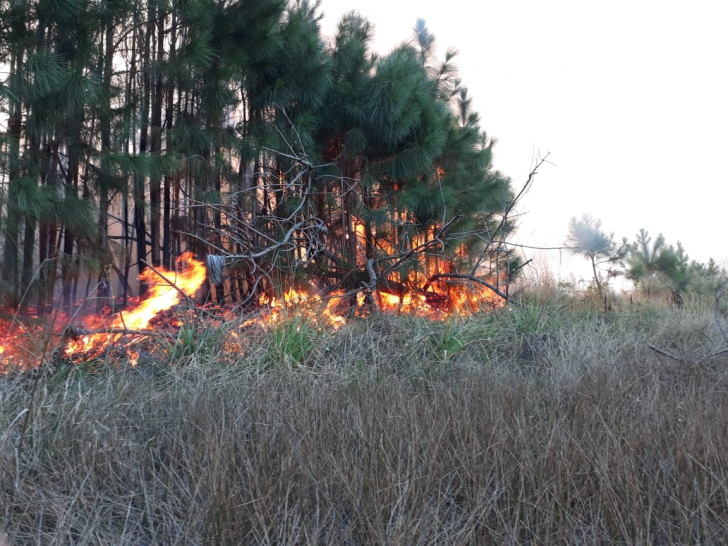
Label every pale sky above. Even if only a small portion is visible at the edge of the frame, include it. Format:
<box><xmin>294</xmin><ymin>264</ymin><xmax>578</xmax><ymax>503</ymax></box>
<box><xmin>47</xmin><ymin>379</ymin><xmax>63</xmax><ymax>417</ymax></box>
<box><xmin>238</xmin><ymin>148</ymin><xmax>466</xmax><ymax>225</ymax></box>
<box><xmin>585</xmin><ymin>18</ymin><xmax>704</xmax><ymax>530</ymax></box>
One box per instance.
<box><xmin>320</xmin><ymin>0</ymin><xmax>728</xmax><ymax>277</ymax></box>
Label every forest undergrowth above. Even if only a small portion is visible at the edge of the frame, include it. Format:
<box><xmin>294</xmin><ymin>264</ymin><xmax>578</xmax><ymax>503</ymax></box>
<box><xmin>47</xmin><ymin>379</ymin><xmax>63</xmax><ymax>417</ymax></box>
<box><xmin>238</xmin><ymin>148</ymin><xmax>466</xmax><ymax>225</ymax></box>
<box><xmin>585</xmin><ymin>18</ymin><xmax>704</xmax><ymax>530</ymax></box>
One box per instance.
<box><xmin>2</xmin><ymin>286</ymin><xmax>728</xmax><ymax>544</ymax></box>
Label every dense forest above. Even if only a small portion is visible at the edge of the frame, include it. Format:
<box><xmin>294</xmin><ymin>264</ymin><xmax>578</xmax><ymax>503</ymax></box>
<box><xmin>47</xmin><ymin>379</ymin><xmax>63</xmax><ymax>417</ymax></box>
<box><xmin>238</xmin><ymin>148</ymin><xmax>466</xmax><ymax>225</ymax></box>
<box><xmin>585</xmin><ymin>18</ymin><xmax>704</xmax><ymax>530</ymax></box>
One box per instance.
<box><xmin>0</xmin><ymin>0</ymin><xmax>522</xmax><ymax>316</ymax></box>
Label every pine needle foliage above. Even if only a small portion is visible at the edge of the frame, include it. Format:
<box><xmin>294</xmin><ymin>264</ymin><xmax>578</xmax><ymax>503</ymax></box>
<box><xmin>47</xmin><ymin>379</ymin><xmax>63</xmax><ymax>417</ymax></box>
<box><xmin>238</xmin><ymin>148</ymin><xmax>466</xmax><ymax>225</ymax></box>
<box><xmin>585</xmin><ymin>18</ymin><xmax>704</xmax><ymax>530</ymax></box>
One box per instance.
<box><xmin>0</xmin><ymin>2</ymin><xmax>519</xmax><ymax>310</ymax></box>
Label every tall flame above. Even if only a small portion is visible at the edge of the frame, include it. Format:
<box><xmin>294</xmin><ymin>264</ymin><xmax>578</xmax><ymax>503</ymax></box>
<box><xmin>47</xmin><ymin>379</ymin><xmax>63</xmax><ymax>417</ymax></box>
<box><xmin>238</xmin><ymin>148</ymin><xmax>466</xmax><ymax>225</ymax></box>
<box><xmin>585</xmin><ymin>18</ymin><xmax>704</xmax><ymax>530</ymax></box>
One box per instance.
<box><xmin>65</xmin><ymin>252</ymin><xmax>207</xmax><ymax>357</ymax></box>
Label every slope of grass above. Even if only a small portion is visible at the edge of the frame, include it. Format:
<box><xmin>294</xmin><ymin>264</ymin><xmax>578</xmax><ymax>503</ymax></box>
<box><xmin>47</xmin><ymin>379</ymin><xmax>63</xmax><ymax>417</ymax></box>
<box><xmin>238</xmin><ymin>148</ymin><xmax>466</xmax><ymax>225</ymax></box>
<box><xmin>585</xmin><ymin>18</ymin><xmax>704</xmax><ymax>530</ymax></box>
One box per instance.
<box><xmin>2</xmin><ymin>295</ymin><xmax>728</xmax><ymax>544</ymax></box>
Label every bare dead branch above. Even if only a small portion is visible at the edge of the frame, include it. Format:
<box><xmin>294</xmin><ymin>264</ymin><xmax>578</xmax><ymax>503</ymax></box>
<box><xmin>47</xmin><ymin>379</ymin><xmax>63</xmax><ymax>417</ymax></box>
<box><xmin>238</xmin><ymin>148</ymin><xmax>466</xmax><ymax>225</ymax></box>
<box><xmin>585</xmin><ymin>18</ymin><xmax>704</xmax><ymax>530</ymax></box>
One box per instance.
<box><xmin>695</xmin><ymin>348</ymin><xmax>728</xmax><ymax>365</ymax></box>
<box><xmin>69</xmin><ymin>328</ymin><xmax>178</xmax><ymax>339</ymax></box>
<box><xmin>194</xmin><ymin>135</ymin><xmax>548</xmax><ymax>311</ymax></box>
<box><xmin>140</xmin><ymin>260</ymin><xmax>196</xmax><ymax>306</ymax></box>
<box><xmin>647</xmin><ymin>343</ymin><xmax>686</xmax><ymax>363</ymax></box>
<box><xmin>423</xmin><ymin>273</ymin><xmax>509</xmax><ymax>301</ymax></box>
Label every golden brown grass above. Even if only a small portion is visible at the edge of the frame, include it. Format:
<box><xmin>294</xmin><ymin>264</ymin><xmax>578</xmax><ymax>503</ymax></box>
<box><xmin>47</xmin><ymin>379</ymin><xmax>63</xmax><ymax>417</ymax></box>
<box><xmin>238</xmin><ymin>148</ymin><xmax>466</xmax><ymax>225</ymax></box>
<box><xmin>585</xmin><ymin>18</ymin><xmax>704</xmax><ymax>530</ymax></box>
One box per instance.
<box><xmin>2</xmin><ymin>296</ymin><xmax>728</xmax><ymax>544</ymax></box>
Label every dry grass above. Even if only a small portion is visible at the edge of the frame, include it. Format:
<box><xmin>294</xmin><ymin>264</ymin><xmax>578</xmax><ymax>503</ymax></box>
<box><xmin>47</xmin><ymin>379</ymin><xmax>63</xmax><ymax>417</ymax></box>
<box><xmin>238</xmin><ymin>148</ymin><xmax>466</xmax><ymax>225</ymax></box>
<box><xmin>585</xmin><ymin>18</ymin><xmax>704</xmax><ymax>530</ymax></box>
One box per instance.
<box><xmin>2</xmin><ymin>296</ymin><xmax>728</xmax><ymax>544</ymax></box>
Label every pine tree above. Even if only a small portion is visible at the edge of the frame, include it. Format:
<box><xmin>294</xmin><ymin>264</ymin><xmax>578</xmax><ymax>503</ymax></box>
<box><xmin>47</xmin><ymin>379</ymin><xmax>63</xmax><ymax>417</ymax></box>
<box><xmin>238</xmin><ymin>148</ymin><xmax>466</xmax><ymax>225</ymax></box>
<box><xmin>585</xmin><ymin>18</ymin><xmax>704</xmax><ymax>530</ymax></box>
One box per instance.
<box><xmin>308</xmin><ymin>15</ymin><xmax>515</xmax><ymax>304</ymax></box>
<box><xmin>1</xmin><ymin>0</ymin><xmax>103</xmax><ymax>311</ymax></box>
<box><xmin>1</xmin><ymin>0</ymin><xmax>31</xmax><ymax>307</ymax></box>
<box><xmin>626</xmin><ymin>230</ymin><xmax>720</xmax><ymax>295</ymax></box>
<box><xmin>567</xmin><ymin>215</ymin><xmax>628</xmax><ymax>297</ymax></box>
<box><xmin>0</xmin><ymin>2</ymin><xmax>519</xmax><ymax>313</ymax></box>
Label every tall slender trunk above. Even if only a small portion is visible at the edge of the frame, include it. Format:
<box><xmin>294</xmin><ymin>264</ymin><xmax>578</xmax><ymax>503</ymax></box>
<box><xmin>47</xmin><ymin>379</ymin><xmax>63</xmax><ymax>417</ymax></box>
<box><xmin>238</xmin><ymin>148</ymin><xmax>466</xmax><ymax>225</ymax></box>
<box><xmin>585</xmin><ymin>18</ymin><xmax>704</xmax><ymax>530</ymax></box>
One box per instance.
<box><xmin>37</xmin><ymin>138</ymin><xmax>60</xmax><ymax>314</ymax></box>
<box><xmin>2</xmin><ymin>27</ymin><xmax>26</xmax><ymax>308</ymax></box>
<box><xmin>122</xmin><ymin>25</ymin><xmax>137</xmax><ymax>307</ymax></box>
<box><xmin>214</xmin><ymin>154</ymin><xmax>225</xmax><ymax>303</ymax></box>
<box><xmin>22</xmin><ymin>90</ymin><xmax>45</xmax><ymax>311</ymax></box>
<box><xmin>20</xmin><ymin>216</ymin><xmax>35</xmax><ymax>309</ymax></box>
<box><xmin>134</xmin><ymin>9</ymin><xmax>153</xmax><ymax>295</ymax></box>
<box><xmin>97</xmin><ymin>22</ymin><xmax>114</xmax><ymax>311</ymax></box>
<box><xmin>62</xmin><ymin>124</ymin><xmax>81</xmax><ymax>314</ymax></box>
<box><xmin>591</xmin><ymin>255</ymin><xmax>603</xmax><ymax>298</ymax></box>
<box><xmin>195</xmin><ymin>90</ymin><xmax>213</xmax><ymax>302</ymax></box>
<box><xmin>149</xmin><ymin>7</ymin><xmax>165</xmax><ymax>267</ymax></box>
<box><xmin>162</xmin><ymin>11</ymin><xmax>177</xmax><ymax>270</ymax></box>
<box><xmin>34</xmin><ymin>1</ymin><xmax>60</xmax><ymax>315</ymax></box>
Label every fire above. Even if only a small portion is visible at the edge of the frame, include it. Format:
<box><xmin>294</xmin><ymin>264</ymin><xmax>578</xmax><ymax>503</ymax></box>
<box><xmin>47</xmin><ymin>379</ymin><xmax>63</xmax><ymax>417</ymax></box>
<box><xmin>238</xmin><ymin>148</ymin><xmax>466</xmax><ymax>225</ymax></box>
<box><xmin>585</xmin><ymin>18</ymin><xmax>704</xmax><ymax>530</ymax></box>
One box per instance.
<box><xmin>64</xmin><ymin>252</ymin><xmax>207</xmax><ymax>357</ymax></box>
<box><xmin>1</xmin><ymin>242</ymin><xmax>506</xmax><ymax>371</ymax></box>
<box><xmin>377</xmin><ymin>290</ymin><xmax>429</xmax><ymax>315</ymax></box>
<box><xmin>257</xmin><ymin>288</ymin><xmax>347</xmax><ymax>329</ymax></box>
<box><xmin>0</xmin><ymin>313</ymin><xmax>56</xmax><ymax>371</ymax></box>
<box><xmin>250</xmin><ymin>211</ymin><xmax>506</xmax><ymax>325</ymax></box>
<box><xmin>338</xmin><ymin>213</ymin><xmax>506</xmax><ymax>316</ymax></box>
<box><xmin>253</xmin><ymin>275</ymin><xmax>502</xmax><ymax>328</ymax></box>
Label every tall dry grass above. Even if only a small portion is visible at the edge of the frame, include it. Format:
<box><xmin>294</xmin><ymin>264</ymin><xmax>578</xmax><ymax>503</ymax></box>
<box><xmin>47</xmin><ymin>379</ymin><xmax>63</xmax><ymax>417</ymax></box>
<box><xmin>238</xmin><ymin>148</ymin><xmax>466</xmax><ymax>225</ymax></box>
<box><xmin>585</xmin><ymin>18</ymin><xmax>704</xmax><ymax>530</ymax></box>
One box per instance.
<box><xmin>2</xmin><ymin>294</ymin><xmax>728</xmax><ymax>544</ymax></box>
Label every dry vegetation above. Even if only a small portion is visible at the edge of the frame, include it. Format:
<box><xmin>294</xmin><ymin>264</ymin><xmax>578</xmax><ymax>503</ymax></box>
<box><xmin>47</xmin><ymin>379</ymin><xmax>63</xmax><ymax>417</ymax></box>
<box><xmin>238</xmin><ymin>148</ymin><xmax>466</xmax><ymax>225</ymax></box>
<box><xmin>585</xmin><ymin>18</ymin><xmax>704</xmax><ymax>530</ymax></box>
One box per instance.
<box><xmin>2</xmin><ymin>288</ymin><xmax>728</xmax><ymax>544</ymax></box>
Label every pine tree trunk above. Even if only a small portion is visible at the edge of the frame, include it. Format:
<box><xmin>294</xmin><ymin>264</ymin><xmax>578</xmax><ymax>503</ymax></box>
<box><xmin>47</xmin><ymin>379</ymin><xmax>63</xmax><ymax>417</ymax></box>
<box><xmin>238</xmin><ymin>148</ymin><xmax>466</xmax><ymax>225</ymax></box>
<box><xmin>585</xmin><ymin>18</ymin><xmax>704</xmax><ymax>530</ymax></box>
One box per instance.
<box><xmin>162</xmin><ymin>11</ymin><xmax>176</xmax><ymax>270</ymax></box>
<box><xmin>97</xmin><ymin>22</ymin><xmax>114</xmax><ymax>312</ymax></box>
<box><xmin>2</xmin><ymin>33</ymin><xmax>25</xmax><ymax>308</ymax></box>
<box><xmin>37</xmin><ymin>139</ymin><xmax>60</xmax><ymax>314</ymax></box>
<box><xmin>122</xmin><ymin>23</ymin><xmax>137</xmax><ymax>307</ymax></box>
<box><xmin>20</xmin><ymin>217</ymin><xmax>35</xmax><ymax>310</ymax></box>
<box><xmin>134</xmin><ymin>10</ymin><xmax>152</xmax><ymax>296</ymax></box>
<box><xmin>62</xmin><ymin>141</ymin><xmax>79</xmax><ymax>314</ymax></box>
<box><xmin>149</xmin><ymin>7</ymin><xmax>164</xmax><ymax>267</ymax></box>
<box><xmin>22</xmin><ymin>75</ymin><xmax>45</xmax><ymax>311</ymax></box>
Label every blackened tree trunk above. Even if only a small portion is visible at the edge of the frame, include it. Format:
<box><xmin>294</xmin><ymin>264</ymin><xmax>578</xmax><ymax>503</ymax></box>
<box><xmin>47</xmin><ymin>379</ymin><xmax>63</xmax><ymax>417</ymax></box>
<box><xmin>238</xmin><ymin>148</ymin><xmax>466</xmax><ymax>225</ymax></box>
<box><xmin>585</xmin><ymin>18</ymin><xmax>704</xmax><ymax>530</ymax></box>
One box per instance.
<box><xmin>2</xmin><ymin>9</ymin><xmax>27</xmax><ymax>308</ymax></box>
<box><xmin>97</xmin><ymin>22</ymin><xmax>114</xmax><ymax>311</ymax></box>
<box><xmin>134</xmin><ymin>8</ymin><xmax>152</xmax><ymax>296</ymax></box>
<box><xmin>149</xmin><ymin>5</ymin><xmax>165</xmax><ymax>267</ymax></box>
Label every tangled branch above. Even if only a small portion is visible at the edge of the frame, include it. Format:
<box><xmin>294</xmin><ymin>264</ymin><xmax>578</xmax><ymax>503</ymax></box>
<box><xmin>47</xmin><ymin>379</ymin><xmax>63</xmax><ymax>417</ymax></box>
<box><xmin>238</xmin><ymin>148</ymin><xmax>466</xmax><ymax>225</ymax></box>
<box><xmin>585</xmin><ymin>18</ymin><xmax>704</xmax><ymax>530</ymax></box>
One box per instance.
<box><xmin>196</xmin><ymin>135</ymin><xmax>548</xmax><ymax>310</ymax></box>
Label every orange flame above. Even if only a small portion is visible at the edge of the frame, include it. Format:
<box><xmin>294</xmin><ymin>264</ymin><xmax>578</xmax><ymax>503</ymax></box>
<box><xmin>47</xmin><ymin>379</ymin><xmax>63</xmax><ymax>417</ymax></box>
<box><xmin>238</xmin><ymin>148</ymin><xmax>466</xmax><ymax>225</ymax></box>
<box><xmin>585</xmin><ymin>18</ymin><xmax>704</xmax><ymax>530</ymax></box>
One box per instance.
<box><xmin>1</xmin><ymin>241</ymin><xmax>507</xmax><ymax>370</ymax></box>
<box><xmin>65</xmin><ymin>252</ymin><xmax>207</xmax><ymax>357</ymax></box>
<box><xmin>340</xmin><ymin>213</ymin><xmax>506</xmax><ymax>316</ymax></box>
<box><xmin>257</xmin><ymin>288</ymin><xmax>347</xmax><ymax>329</ymax></box>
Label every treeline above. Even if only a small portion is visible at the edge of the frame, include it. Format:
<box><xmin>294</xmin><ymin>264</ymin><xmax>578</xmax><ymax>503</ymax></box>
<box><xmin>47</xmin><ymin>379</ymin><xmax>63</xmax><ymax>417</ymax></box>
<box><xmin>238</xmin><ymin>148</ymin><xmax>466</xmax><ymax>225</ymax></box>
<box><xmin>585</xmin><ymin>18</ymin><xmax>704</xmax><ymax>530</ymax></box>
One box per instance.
<box><xmin>0</xmin><ymin>0</ymin><xmax>518</xmax><ymax>314</ymax></box>
<box><xmin>626</xmin><ymin>229</ymin><xmax>724</xmax><ymax>297</ymax></box>
<box><xmin>567</xmin><ymin>215</ymin><xmax>724</xmax><ymax>298</ymax></box>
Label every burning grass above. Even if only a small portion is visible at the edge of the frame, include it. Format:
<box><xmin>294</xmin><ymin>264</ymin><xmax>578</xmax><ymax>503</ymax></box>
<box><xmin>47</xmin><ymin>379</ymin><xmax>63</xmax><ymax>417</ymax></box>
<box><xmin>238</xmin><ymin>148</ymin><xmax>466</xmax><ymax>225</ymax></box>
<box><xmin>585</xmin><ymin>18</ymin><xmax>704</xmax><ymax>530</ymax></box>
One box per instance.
<box><xmin>3</xmin><ymin>292</ymin><xmax>728</xmax><ymax>543</ymax></box>
<box><xmin>0</xmin><ymin>263</ymin><xmax>503</xmax><ymax>374</ymax></box>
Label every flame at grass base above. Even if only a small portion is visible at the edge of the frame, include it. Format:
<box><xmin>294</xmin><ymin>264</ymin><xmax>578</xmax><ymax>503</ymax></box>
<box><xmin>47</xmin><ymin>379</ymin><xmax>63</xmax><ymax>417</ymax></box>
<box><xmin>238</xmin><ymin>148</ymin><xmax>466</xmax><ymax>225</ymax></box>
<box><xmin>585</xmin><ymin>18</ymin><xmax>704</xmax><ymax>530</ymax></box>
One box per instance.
<box><xmin>255</xmin><ymin>277</ymin><xmax>503</xmax><ymax>328</ymax></box>
<box><xmin>64</xmin><ymin>252</ymin><xmax>207</xmax><ymax>358</ymax></box>
<box><xmin>1</xmin><ymin>254</ymin><xmax>504</xmax><ymax>371</ymax></box>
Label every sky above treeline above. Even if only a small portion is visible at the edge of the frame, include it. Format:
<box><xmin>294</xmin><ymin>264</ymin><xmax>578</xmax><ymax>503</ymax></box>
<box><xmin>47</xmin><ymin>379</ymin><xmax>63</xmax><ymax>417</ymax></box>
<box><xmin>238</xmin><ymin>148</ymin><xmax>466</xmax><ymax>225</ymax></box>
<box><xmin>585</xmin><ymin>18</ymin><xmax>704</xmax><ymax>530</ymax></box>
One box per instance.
<box><xmin>319</xmin><ymin>0</ymin><xmax>728</xmax><ymax>276</ymax></box>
